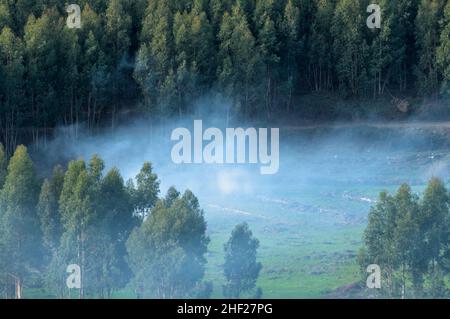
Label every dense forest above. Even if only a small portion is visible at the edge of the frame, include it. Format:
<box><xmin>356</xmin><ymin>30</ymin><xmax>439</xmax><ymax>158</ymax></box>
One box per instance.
<box><xmin>1</xmin><ymin>0</ymin><xmax>450</xmax><ymax>300</ymax></box>
<box><xmin>0</xmin><ymin>143</ymin><xmax>262</xmax><ymax>298</ymax></box>
<box><xmin>0</xmin><ymin>0</ymin><xmax>449</xmax><ymax>156</ymax></box>
<box><xmin>2</xmin><ymin>141</ymin><xmax>450</xmax><ymax>298</ymax></box>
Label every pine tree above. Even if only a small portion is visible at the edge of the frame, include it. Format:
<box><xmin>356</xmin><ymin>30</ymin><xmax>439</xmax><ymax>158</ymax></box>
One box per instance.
<box><xmin>190</xmin><ymin>11</ymin><xmax>215</xmax><ymax>85</ymax></box>
<box><xmin>0</xmin><ymin>26</ymin><xmax>24</xmax><ymax>155</ymax></box>
<box><xmin>223</xmin><ymin>222</ymin><xmax>262</xmax><ymax>298</ymax></box>
<box><xmin>0</xmin><ymin>3</ymin><xmax>12</xmax><ymax>30</ymax></box>
<box><xmin>390</xmin><ymin>0</ymin><xmax>419</xmax><ymax>92</ymax></box>
<box><xmin>131</xmin><ymin>162</ymin><xmax>160</xmax><ymax>220</ymax></box>
<box><xmin>58</xmin><ymin>159</ymin><xmax>96</xmax><ymax>298</ymax></box>
<box><xmin>37</xmin><ymin>165</ymin><xmax>65</xmax><ymax>253</ymax></box>
<box><xmin>99</xmin><ymin>167</ymin><xmax>133</xmax><ymax>233</ymax></box>
<box><xmin>256</xmin><ymin>3</ymin><xmax>280</xmax><ymax>118</ymax></box>
<box><xmin>282</xmin><ymin>0</ymin><xmax>300</xmax><ymax>112</ymax></box>
<box><xmin>416</xmin><ymin>0</ymin><xmax>447</xmax><ymax>96</ymax></box>
<box><xmin>361</xmin><ymin>191</ymin><xmax>399</xmax><ymax>296</ymax></box>
<box><xmin>429</xmin><ymin>265</ymin><xmax>447</xmax><ymax>298</ymax></box>
<box><xmin>419</xmin><ymin>177</ymin><xmax>449</xmax><ymax>278</ymax></box>
<box><xmin>24</xmin><ymin>9</ymin><xmax>73</xmax><ymax>144</ymax></box>
<box><xmin>437</xmin><ymin>1</ymin><xmax>450</xmax><ymax>95</ymax></box>
<box><xmin>136</xmin><ymin>0</ymin><xmax>174</xmax><ymax>115</ymax></box>
<box><xmin>78</xmin><ymin>4</ymin><xmax>106</xmax><ymax>130</ymax></box>
<box><xmin>393</xmin><ymin>184</ymin><xmax>420</xmax><ymax>298</ymax></box>
<box><xmin>0</xmin><ymin>145</ymin><xmax>40</xmax><ymax>299</ymax></box>
<box><xmin>105</xmin><ymin>0</ymin><xmax>132</xmax><ymax>129</ymax></box>
<box><xmin>362</xmin><ymin>178</ymin><xmax>450</xmax><ymax>298</ymax></box>
<box><xmin>126</xmin><ymin>188</ymin><xmax>209</xmax><ymax>298</ymax></box>
<box><xmin>331</xmin><ymin>0</ymin><xmax>370</xmax><ymax>96</ymax></box>
<box><xmin>218</xmin><ymin>4</ymin><xmax>262</xmax><ymax>117</ymax></box>
<box><xmin>163</xmin><ymin>186</ymin><xmax>181</xmax><ymax>207</ymax></box>
<box><xmin>368</xmin><ymin>0</ymin><xmax>394</xmax><ymax>96</ymax></box>
<box><xmin>105</xmin><ymin>0</ymin><xmax>132</xmax><ymax>64</ymax></box>
<box><xmin>209</xmin><ymin>0</ymin><xmax>231</xmax><ymax>33</ymax></box>
<box><xmin>5</xmin><ymin>0</ymin><xmax>43</xmax><ymax>33</ymax></box>
<box><xmin>237</xmin><ymin>0</ymin><xmax>255</xmax><ymax>19</ymax></box>
<box><xmin>133</xmin><ymin>43</ymin><xmax>159</xmax><ymax>113</ymax></box>
<box><xmin>37</xmin><ymin>165</ymin><xmax>65</xmax><ymax>297</ymax></box>
<box><xmin>0</xmin><ymin>143</ymin><xmax>6</xmax><ymax>188</ymax></box>
<box><xmin>95</xmin><ymin>167</ymin><xmax>136</xmax><ymax>296</ymax></box>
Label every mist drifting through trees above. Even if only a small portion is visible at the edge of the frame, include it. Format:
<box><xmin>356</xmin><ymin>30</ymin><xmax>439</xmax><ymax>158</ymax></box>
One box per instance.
<box><xmin>0</xmin><ymin>0</ymin><xmax>450</xmax><ymax>300</ymax></box>
<box><xmin>0</xmin><ymin>143</ymin><xmax>264</xmax><ymax>298</ymax></box>
<box><xmin>0</xmin><ymin>0</ymin><xmax>449</xmax><ymax>155</ymax></box>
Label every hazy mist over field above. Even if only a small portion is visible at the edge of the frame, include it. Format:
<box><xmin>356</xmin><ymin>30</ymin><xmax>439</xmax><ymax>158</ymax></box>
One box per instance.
<box><xmin>1</xmin><ymin>0</ymin><xmax>449</xmax><ymax>301</ymax></box>
<box><xmin>39</xmin><ymin>116</ymin><xmax>450</xmax><ymax>199</ymax></box>
<box><xmin>27</xmin><ymin>113</ymin><xmax>450</xmax><ymax>298</ymax></box>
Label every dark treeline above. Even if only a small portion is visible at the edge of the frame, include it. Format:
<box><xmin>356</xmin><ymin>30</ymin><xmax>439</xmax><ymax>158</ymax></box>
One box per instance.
<box><xmin>0</xmin><ymin>0</ymin><xmax>449</xmax><ymax>155</ymax></box>
<box><xmin>0</xmin><ymin>143</ymin><xmax>262</xmax><ymax>299</ymax></box>
<box><xmin>360</xmin><ymin>177</ymin><xmax>450</xmax><ymax>298</ymax></box>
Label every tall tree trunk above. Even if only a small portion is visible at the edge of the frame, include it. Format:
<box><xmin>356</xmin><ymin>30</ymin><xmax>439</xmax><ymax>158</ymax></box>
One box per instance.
<box><xmin>15</xmin><ymin>277</ymin><xmax>22</xmax><ymax>299</ymax></box>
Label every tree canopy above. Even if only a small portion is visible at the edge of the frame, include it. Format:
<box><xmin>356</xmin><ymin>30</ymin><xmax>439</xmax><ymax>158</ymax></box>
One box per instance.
<box><xmin>1</xmin><ymin>0</ymin><xmax>449</xmax><ymax>152</ymax></box>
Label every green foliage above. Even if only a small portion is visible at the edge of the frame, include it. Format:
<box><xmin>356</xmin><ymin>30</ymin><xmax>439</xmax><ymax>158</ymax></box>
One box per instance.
<box><xmin>54</xmin><ymin>155</ymin><xmax>141</xmax><ymax>298</ymax></box>
<box><xmin>126</xmin><ymin>188</ymin><xmax>209</xmax><ymax>298</ymax></box>
<box><xmin>0</xmin><ymin>145</ymin><xmax>40</xmax><ymax>298</ymax></box>
<box><xmin>1</xmin><ymin>0</ymin><xmax>450</xmax><ymax>299</ymax></box>
<box><xmin>0</xmin><ymin>3</ymin><xmax>11</xmax><ymax>30</ymax></box>
<box><xmin>360</xmin><ymin>178</ymin><xmax>450</xmax><ymax>298</ymax></box>
<box><xmin>105</xmin><ymin>0</ymin><xmax>131</xmax><ymax>63</ymax></box>
<box><xmin>415</xmin><ymin>0</ymin><xmax>447</xmax><ymax>95</ymax></box>
<box><xmin>307</xmin><ymin>0</ymin><xmax>333</xmax><ymax>93</ymax></box>
<box><xmin>223</xmin><ymin>222</ymin><xmax>262</xmax><ymax>298</ymax></box>
<box><xmin>37</xmin><ymin>165</ymin><xmax>66</xmax><ymax>297</ymax></box>
<box><xmin>437</xmin><ymin>1</ymin><xmax>450</xmax><ymax>95</ymax></box>
<box><xmin>0</xmin><ymin>143</ymin><xmax>6</xmax><ymax>188</ymax></box>
<box><xmin>37</xmin><ymin>165</ymin><xmax>65</xmax><ymax>253</ymax></box>
<box><xmin>218</xmin><ymin>4</ymin><xmax>262</xmax><ymax>116</ymax></box>
<box><xmin>130</xmin><ymin>162</ymin><xmax>160</xmax><ymax>220</ymax></box>
<box><xmin>0</xmin><ymin>26</ymin><xmax>24</xmax><ymax>155</ymax></box>
<box><xmin>331</xmin><ymin>0</ymin><xmax>369</xmax><ymax>96</ymax></box>
<box><xmin>1</xmin><ymin>0</ymin><xmax>450</xmax><ymax>150</ymax></box>
<box><xmin>0</xmin><ymin>143</ymin><xmax>219</xmax><ymax>300</ymax></box>
<box><xmin>95</xmin><ymin>167</ymin><xmax>137</xmax><ymax>293</ymax></box>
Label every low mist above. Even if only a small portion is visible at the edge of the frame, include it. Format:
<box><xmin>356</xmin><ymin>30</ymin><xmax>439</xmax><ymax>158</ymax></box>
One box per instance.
<box><xmin>29</xmin><ymin>106</ymin><xmax>450</xmax><ymax>235</ymax></box>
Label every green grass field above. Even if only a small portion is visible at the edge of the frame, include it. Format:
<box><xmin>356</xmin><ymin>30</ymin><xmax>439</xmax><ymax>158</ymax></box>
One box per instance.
<box><xmin>198</xmin><ymin>136</ymin><xmax>450</xmax><ymax>298</ymax></box>
<box><xmin>203</xmin><ymin>185</ymin><xmax>372</xmax><ymax>298</ymax></box>
<box><xmin>25</xmin><ymin>126</ymin><xmax>450</xmax><ymax>299</ymax></box>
